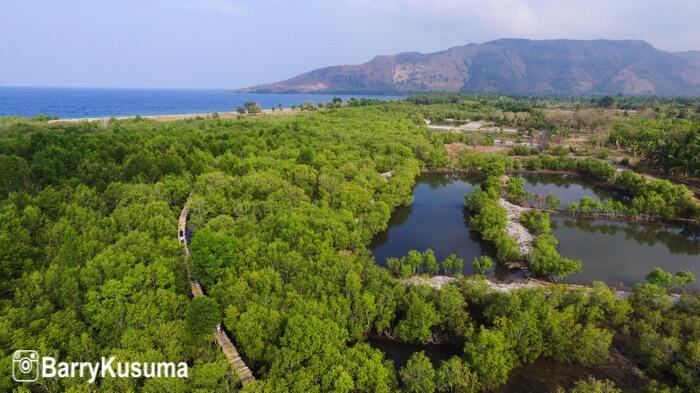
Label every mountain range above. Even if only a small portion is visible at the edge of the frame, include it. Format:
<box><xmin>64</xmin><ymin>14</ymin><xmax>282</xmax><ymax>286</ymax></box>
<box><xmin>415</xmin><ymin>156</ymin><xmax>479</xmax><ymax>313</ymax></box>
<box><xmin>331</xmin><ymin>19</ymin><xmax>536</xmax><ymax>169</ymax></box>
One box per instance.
<box><xmin>237</xmin><ymin>39</ymin><xmax>700</xmax><ymax>96</ymax></box>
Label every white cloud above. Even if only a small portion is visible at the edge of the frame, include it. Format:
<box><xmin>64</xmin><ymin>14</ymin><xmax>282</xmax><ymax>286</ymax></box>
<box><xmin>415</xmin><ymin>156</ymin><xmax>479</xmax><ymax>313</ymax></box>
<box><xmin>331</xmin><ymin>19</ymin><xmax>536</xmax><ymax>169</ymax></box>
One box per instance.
<box><xmin>312</xmin><ymin>0</ymin><xmax>700</xmax><ymax>52</ymax></box>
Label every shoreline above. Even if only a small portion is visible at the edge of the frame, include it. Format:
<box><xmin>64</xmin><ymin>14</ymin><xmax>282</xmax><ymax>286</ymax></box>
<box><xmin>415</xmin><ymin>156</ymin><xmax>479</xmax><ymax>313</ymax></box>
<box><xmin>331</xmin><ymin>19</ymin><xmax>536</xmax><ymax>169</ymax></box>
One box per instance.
<box><xmin>46</xmin><ymin>107</ymin><xmax>300</xmax><ymax>123</ymax></box>
<box><xmin>405</xmin><ymin>275</ymin><xmax>688</xmax><ymax>300</ymax></box>
<box><xmin>499</xmin><ymin>197</ymin><xmax>534</xmax><ymax>256</ymax></box>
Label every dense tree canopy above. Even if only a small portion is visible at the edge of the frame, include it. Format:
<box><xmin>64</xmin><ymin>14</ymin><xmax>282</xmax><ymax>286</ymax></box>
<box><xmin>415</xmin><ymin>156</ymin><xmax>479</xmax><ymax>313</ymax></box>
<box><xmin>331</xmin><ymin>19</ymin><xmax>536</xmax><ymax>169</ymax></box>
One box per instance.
<box><xmin>1</xmin><ymin>97</ymin><xmax>698</xmax><ymax>392</ymax></box>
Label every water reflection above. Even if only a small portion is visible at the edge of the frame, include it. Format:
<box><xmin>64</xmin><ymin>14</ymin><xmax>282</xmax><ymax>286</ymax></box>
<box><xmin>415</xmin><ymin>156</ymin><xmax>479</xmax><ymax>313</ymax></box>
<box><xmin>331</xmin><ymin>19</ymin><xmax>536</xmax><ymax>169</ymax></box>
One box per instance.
<box><xmin>371</xmin><ymin>173</ymin><xmax>700</xmax><ymax>289</ymax></box>
<box><xmin>368</xmin><ymin>172</ymin><xmax>697</xmax><ymax>391</ymax></box>
<box><xmin>556</xmin><ymin>218</ymin><xmax>700</xmax><ymax>255</ymax></box>
<box><xmin>518</xmin><ymin>173</ymin><xmax>624</xmax><ymax>207</ymax></box>
<box><xmin>370</xmin><ymin>173</ymin><xmax>498</xmax><ymax>276</ymax></box>
<box><xmin>552</xmin><ymin>216</ymin><xmax>700</xmax><ymax>289</ymax></box>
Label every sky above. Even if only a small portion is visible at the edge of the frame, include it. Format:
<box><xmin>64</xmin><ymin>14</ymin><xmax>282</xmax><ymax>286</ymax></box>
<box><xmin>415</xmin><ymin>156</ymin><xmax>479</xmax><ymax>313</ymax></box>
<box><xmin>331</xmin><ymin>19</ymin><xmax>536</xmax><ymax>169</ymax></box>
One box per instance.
<box><xmin>1</xmin><ymin>0</ymin><xmax>699</xmax><ymax>89</ymax></box>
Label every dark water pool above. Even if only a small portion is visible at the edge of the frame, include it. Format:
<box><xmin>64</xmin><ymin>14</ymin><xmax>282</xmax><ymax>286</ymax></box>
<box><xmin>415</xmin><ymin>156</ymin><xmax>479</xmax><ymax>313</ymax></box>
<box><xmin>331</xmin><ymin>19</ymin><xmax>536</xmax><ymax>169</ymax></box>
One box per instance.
<box><xmin>370</xmin><ymin>173</ymin><xmax>493</xmax><ymax>276</ymax></box>
<box><xmin>371</xmin><ymin>173</ymin><xmax>700</xmax><ymax>288</ymax></box>
<box><xmin>370</xmin><ymin>337</ymin><xmax>646</xmax><ymax>393</ymax></box>
<box><xmin>366</xmin><ymin>335</ymin><xmax>463</xmax><ymax>371</ymax></box>
<box><xmin>369</xmin><ymin>172</ymin><xmax>697</xmax><ymax>391</ymax></box>
<box><xmin>517</xmin><ymin>172</ymin><xmax>624</xmax><ymax>207</ymax></box>
<box><xmin>553</xmin><ymin>216</ymin><xmax>700</xmax><ymax>289</ymax></box>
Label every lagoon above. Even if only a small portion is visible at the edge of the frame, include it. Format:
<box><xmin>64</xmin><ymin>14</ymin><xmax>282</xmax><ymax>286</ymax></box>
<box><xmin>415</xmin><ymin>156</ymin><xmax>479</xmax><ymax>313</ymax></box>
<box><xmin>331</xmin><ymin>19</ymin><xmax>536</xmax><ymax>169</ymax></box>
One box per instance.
<box><xmin>371</xmin><ymin>173</ymin><xmax>700</xmax><ymax>288</ymax></box>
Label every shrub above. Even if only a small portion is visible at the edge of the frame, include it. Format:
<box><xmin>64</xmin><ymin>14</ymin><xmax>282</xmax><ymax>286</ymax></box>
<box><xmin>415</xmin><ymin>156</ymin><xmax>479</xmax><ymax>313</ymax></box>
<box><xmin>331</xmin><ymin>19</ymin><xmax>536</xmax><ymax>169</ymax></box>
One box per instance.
<box><xmin>509</xmin><ymin>145</ymin><xmax>536</xmax><ymax>156</ymax></box>
<box><xmin>506</xmin><ymin>177</ymin><xmax>532</xmax><ymax>205</ymax></box>
<box><xmin>545</xmin><ymin>194</ymin><xmax>561</xmax><ymax>210</ymax></box>
<box><xmin>595</xmin><ymin>148</ymin><xmax>610</xmax><ymax>160</ymax></box>
<box><xmin>529</xmin><ymin>234</ymin><xmax>582</xmax><ymax>281</ymax></box>
<box><xmin>472</xmin><ymin>256</ymin><xmax>493</xmax><ymax>274</ymax></box>
<box><xmin>520</xmin><ymin>210</ymin><xmax>551</xmax><ymax>235</ymax></box>
<box><xmin>548</xmin><ymin>145</ymin><xmax>570</xmax><ymax>156</ymax></box>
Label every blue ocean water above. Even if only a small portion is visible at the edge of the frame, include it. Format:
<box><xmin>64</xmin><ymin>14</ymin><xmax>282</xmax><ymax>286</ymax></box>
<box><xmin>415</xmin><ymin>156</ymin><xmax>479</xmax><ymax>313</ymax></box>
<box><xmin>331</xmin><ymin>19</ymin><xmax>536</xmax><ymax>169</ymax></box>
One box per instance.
<box><xmin>0</xmin><ymin>87</ymin><xmax>403</xmax><ymax>119</ymax></box>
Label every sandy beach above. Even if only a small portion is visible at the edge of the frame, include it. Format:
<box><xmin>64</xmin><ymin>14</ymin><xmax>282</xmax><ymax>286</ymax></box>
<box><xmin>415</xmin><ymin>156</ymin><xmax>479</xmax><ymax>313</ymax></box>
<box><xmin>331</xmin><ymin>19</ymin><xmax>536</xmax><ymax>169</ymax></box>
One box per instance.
<box><xmin>47</xmin><ymin>107</ymin><xmax>300</xmax><ymax>123</ymax></box>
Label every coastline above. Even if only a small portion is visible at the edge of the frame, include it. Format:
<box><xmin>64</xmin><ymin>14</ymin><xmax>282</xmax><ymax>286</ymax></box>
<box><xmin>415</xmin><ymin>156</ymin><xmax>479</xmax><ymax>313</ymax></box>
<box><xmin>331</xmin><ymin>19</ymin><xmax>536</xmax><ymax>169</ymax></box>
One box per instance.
<box><xmin>2</xmin><ymin>87</ymin><xmax>405</xmax><ymax>122</ymax></box>
<box><xmin>47</xmin><ymin>107</ymin><xmax>300</xmax><ymax>123</ymax></box>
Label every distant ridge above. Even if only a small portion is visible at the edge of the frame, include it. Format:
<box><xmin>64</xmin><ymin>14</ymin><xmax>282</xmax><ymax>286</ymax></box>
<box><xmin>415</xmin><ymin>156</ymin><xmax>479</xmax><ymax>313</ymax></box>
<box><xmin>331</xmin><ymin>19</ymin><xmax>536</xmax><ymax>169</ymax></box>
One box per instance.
<box><xmin>238</xmin><ymin>39</ymin><xmax>700</xmax><ymax>96</ymax></box>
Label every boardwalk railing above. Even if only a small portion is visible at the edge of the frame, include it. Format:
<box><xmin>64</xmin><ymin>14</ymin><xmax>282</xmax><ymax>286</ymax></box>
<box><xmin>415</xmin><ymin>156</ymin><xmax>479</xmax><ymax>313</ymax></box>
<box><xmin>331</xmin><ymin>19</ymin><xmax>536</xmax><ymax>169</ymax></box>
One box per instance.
<box><xmin>178</xmin><ymin>196</ymin><xmax>191</xmax><ymax>257</ymax></box>
<box><xmin>216</xmin><ymin>327</ymin><xmax>255</xmax><ymax>383</ymax></box>
<box><xmin>179</xmin><ymin>196</ymin><xmax>255</xmax><ymax>385</ymax></box>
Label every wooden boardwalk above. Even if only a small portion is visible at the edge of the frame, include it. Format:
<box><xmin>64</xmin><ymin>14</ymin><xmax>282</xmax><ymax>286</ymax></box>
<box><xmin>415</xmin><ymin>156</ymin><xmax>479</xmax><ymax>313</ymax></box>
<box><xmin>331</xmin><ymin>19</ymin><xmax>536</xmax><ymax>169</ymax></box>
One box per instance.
<box><xmin>178</xmin><ymin>197</ymin><xmax>190</xmax><ymax>257</ymax></box>
<box><xmin>189</xmin><ymin>278</ymin><xmax>204</xmax><ymax>297</ymax></box>
<box><xmin>179</xmin><ymin>197</ymin><xmax>255</xmax><ymax>385</ymax></box>
<box><xmin>216</xmin><ymin>328</ymin><xmax>255</xmax><ymax>383</ymax></box>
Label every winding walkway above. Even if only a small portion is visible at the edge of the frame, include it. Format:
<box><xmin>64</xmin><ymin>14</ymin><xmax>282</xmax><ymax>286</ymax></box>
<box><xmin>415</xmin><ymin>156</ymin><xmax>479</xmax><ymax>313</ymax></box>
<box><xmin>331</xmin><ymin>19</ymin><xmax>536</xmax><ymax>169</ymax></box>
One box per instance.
<box><xmin>178</xmin><ymin>197</ymin><xmax>255</xmax><ymax>385</ymax></box>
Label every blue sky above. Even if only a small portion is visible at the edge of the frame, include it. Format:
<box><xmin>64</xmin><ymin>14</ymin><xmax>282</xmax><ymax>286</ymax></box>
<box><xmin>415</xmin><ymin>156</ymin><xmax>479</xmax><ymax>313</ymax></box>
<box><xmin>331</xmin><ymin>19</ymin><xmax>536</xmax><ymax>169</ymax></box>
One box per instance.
<box><xmin>1</xmin><ymin>0</ymin><xmax>699</xmax><ymax>89</ymax></box>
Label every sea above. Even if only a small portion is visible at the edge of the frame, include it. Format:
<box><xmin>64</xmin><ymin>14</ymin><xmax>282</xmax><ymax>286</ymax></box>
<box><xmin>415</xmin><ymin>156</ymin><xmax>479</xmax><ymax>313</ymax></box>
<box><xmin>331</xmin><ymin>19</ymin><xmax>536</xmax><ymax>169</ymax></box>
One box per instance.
<box><xmin>0</xmin><ymin>87</ymin><xmax>404</xmax><ymax>119</ymax></box>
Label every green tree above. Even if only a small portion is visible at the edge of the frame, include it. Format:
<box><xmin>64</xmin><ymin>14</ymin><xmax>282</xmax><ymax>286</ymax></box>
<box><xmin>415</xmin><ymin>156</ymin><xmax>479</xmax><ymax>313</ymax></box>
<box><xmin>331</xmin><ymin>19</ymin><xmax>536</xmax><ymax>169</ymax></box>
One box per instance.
<box><xmin>387</xmin><ymin>257</ymin><xmax>413</xmax><ymax>279</ymax></box>
<box><xmin>579</xmin><ymin>196</ymin><xmax>602</xmax><ymax>215</ymax></box>
<box><xmin>185</xmin><ymin>296</ymin><xmax>221</xmax><ymax>342</ymax></box>
<box><xmin>520</xmin><ymin>209</ymin><xmax>551</xmax><ymax>235</ymax></box>
<box><xmin>546</xmin><ymin>194</ymin><xmax>562</xmax><ymax>210</ymax></box>
<box><xmin>436</xmin><ymin>285</ymin><xmax>471</xmax><ymax>336</ymax></box>
<box><xmin>190</xmin><ymin>229</ymin><xmax>243</xmax><ymax>284</ymax></box>
<box><xmin>646</xmin><ymin>268</ymin><xmax>696</xmax><ymax>290</ymax></box>
<box><xmin>441</xmin><ymin>254</ymin><xmax>464</xmax><ymax>275</ymax></box>
<box><xmin>406</xmin><ymin>250</ymin><xmax>424</xmax><ymax>274</ymax></box>
<box><xmin>492</xmin><ymin>313</ymin><xmax>544</xmax><ymax>365</ymax></box>
<box><xmin>529</xmin><ymin>234</ymin><xmax>582</xmax><ymax>281</ymax></box>
<box><xmin>570</xmin><ymin>324</ymin><xmax>613</xmax><ymax>366</ymax></box>
<box><xmin>673</xmin><ymin>270</ymin><xmax>695</xmax><ymax>289</ymax></box>
<box><xmin>231</xmin><ymin>304</ymin><xmax>282</xmax><ymax>365</ymax></box>
<box><xmin>564</xmin><ymin>377</ymin><xmax>621</xmax><ymax>393</ymax></box>
<box><xmin>394</xmin><ymin>292</ymin><xmax>440</xmax><ymax>343</ymax></box>
<box><xmin>400</xmin><ymin>351</ymin><xmax>436</xmax><ymax>393</ymax></box>
<box><xmin>297</xmin><ymin>147</ymin><xmax>316</xmax><ymax>165</ymax></box>
<box><xmin>423</xmin><ymin>249</ymin><xmax>439</xmax><ymax>274</ymax></box>
<box><xmin>472</xmin><ymin>256</ymin><xmax>493</xmax><ymax>275</ymax></box>
<box><xmin>274</xmin><ymin>313</ymin><xmax>347</xmax><ymax>372</ymax></box>
<box><xmin>321</xmin><ymin>366</ymin><xmax>355</xmax><ymax>392</ymax></box>
<box><xmin>506</xmin><ymin>177</ymin><xmax>532</xmax><ymax>205</ymax></box>
<box><xmin>645</xmin><ymin>267</ymin><xmax>674</xmax><ymax>288</ymax></box>
<box><xmin>327</xmin><ymin>97</ymin><xmax>343</xmax><ymax>108</ymax></box>
<box><xmin>0</xmin><ymin>155</ymin><xmax>31</xmax><ymax>197</ymax></box>
<box><xmin>482</xmin><ymin>161</ymin><xmax>506</xmax><ymax>177</ymax></box>
<box><xmin>463</xmin><ymin>327</ymin><xmax>517</xmax><ymax>390</ymax></box>
<box><xmin>243</xmin><ymin>101</ymin><xmax>261</xmax><ymax>114</ymax></box>
<box><xmin>436</xmin><ymin>357</ymin><xmax>480</xmax><ymax>393</ymax></box>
